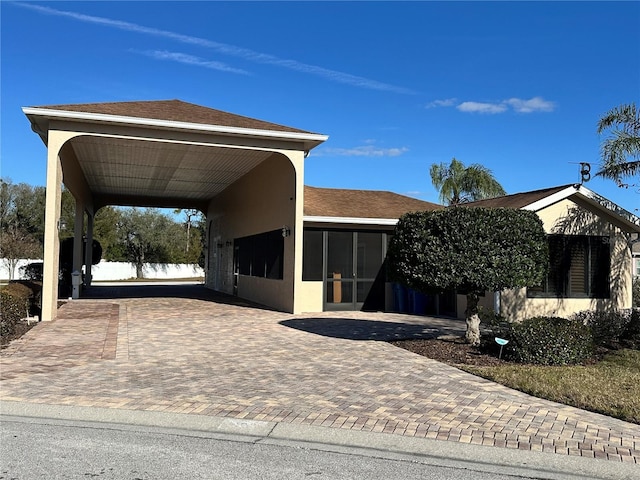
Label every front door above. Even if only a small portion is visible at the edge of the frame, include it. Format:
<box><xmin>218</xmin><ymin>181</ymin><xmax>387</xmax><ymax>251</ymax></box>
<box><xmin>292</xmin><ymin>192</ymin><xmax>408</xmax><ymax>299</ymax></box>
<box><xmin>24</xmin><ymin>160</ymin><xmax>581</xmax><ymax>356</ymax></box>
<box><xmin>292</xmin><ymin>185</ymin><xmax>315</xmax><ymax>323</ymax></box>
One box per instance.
<box><xmin>324</xmin><ymin>231</ymin><xmax>385</xmax><ymax>311</ymax></box>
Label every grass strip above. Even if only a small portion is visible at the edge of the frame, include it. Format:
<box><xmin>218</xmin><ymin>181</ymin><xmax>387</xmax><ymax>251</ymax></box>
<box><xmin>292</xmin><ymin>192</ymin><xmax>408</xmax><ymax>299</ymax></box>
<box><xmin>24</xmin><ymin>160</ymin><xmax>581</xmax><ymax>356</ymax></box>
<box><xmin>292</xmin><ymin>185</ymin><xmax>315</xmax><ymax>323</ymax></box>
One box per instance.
<box><xmin>461</xmin><ymin>349</ymin><xmax>640</xmax><ymax>424</ymax></box>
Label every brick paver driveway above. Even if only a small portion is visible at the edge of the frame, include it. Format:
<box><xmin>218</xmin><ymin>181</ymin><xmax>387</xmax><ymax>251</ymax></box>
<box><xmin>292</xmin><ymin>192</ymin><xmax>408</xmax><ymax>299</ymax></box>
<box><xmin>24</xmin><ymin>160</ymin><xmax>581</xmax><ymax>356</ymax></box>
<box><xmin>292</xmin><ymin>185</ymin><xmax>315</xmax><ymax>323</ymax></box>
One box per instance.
<box><xmin>1</xmin><ymin>284</ymin><xmax>639</xmax><ymax>464</ymax></box>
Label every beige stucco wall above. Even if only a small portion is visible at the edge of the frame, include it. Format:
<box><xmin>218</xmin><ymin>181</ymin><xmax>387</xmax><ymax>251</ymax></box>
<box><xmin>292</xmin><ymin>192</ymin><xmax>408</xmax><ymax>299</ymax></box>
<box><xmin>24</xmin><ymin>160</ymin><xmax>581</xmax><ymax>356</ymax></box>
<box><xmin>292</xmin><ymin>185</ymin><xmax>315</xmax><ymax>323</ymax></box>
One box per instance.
<box><xmin>206</xmin><ymin>152</ymin><xmax>303</xmax><ymax>313</ymax></box>
<box><xmin>497</xmin><ymin>198</ymin><xmax>633</xmax><ymax>321</ymax></box>
<box><xmin>298</xmin><ymin>281</ymin><xmax>324</xmax><ymax>313</ymax></box>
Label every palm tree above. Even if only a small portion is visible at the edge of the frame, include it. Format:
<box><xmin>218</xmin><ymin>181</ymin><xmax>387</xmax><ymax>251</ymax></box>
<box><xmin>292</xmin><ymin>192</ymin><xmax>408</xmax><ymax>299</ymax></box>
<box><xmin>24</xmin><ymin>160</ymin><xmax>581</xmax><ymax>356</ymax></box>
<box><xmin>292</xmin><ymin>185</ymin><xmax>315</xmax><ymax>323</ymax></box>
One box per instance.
<box><xmin>430</xmin><ymin>157</ymin><xmax>506</xmax><ymax>205</ymax></box>
<box><xmin>596</xmin><ymin>102</ymin><xmax>640</xmax><ymax>188</ymax></box>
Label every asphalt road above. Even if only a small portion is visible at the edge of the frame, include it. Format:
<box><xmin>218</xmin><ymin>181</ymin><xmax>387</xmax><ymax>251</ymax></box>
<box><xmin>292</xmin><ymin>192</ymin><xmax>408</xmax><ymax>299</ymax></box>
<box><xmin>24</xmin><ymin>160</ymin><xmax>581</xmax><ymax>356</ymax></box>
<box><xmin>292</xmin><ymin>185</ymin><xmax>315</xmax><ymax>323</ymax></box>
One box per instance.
<box><xmin>1</xmin><ymin>416</ymin><xmax>536</xmax><ymax>480</ymax></box>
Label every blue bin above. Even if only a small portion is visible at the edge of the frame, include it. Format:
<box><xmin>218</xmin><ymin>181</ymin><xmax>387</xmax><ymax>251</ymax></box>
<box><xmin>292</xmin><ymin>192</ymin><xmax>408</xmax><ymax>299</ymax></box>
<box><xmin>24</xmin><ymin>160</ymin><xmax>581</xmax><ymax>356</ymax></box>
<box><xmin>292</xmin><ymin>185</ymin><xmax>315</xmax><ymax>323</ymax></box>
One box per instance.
<box><xmin>409</xmin><ymin>289</ymin><xmax>428</xmax><ymax>315</ymax></box>
<box><xmin>392</xmin><ymin>283</ymin><xmax>409</xmax><ymax>313</ymax></box>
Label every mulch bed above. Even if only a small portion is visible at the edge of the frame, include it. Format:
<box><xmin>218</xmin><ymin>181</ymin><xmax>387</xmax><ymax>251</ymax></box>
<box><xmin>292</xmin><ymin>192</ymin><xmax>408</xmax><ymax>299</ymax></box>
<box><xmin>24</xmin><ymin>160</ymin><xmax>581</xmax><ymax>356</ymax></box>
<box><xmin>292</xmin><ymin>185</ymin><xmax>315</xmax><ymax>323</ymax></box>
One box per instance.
<box><xmin>391</xmin><ymin>336</ymin><xmax>507</xmax><ymax>367</ymax></box>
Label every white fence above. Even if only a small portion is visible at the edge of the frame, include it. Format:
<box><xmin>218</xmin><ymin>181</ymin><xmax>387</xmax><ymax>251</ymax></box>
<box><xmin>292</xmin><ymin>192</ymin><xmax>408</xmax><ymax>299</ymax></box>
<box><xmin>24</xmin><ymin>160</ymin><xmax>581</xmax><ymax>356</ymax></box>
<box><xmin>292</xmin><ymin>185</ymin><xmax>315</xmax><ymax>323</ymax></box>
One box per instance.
<box><xmin>1</xmin><ymin>259</ymin><xmax>204</xmax><ymax>281</ymax></box>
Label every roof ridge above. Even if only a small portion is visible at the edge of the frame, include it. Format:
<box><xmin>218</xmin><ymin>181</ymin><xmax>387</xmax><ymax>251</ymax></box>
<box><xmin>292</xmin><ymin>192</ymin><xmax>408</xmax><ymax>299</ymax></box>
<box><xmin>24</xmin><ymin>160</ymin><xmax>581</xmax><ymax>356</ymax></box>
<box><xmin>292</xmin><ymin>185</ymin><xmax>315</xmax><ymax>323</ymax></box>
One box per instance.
<box><xmin>28</xmin><ymin>99</ymin><xmax>320</xmax><ymax>136</ymax></box>
<box><xmin>305</xmin><ymin>184</ymin><xmax>432</xmax><ymax>199</ymax></box>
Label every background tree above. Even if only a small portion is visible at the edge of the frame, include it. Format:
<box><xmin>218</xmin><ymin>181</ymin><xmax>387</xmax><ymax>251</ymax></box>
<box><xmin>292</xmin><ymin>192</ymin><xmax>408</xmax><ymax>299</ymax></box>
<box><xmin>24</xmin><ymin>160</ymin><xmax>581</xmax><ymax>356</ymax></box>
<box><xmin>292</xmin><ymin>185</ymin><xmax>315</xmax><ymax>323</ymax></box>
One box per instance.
<box><xmin>1</xmin><ymin>179</ymin><xmax>44</xmax><ymax>278</ymax></box>
<box><xmin>596</xmin><ymin>102</ymin><xmax>639</xmax><ymax>188</ymax></box>
<box><xmin>0</xmin><ymin>224</ymin><xmax>41</xmax><ymax>279</ymax></box>
<box><xmin>93</xmin><ymin>206</ymin><xmax>127</xmax><ymax>261</ymax></box>
<box><xmin>430</xmin><ymin>157</ymin><xmax>506</xmax><ymax>205</ymax></box>
<box><xmin>173</xmin><ymin>208</ymin><xmax>202</xmax><ymax>255</ymax></box>
<box><xmin>114</xmin><ymin>208</ymin><xmax>175</xmax><ymax>278</ymax></box>
<box><xmin>2</xmin><ymin>178</ymin><xmax>204</xmax><ymax>281</ymax></box>
<box><xmin>387</xmin><ymin>207</ymin><xmax>549</xmax><ymax>345</ymax></box>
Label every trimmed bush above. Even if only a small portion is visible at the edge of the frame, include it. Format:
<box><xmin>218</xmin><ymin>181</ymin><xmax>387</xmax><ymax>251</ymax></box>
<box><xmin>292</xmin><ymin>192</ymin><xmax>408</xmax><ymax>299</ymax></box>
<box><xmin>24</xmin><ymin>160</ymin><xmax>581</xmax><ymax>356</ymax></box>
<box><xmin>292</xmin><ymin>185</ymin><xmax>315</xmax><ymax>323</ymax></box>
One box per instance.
<box><xmin>633</xmin><ymin>277</ymin><xmax>640</xmax><ymax>308</ymax></box>
<box><xmin>571</xmin><ymin>309</ymin><xmax>640</xmax><ymax>350</ymax></box>
<box><xmin>20</xmin><ymin>262</ymin><xmax>43</xmax><ymax>282</ymax></box>
<box><xmin>0</xmin><ymin>282</ymin><xmax>32</xmax><ymax>338</ymax></box>
<box><xmin>622</xmin><ymin>309</ymin><xmax>640</xmax><ymax>349</ymax></box>
<box><xmin>571</xmin><ymin>310</ymin><xmax>629</xmax><ymax>348</ymax></box>
<box><xmin>504</xmin><ymin>316</ymin><xmax>594</xmax><ymax>365</ymax></box>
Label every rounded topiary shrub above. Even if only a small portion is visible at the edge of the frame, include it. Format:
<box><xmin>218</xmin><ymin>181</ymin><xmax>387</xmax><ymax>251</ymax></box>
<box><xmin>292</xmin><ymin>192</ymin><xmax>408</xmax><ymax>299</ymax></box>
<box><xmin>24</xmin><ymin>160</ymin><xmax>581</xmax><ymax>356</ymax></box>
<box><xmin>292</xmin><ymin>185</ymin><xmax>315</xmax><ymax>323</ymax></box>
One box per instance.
<box><xmin>506</xmin><ymin>316</ymin><xmax>594</xmax><ymax>365</ymax></box>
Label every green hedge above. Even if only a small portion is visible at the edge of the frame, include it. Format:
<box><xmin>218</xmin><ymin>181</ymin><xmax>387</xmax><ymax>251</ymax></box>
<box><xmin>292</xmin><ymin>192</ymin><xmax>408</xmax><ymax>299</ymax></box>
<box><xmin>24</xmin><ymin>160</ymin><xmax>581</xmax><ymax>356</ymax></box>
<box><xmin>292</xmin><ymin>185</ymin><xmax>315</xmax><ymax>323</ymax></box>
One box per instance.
<box><xmin>0</xmin><ymin>281</ymin><xmax>42</xmax><ymax>339</ymax></box>
<box><xmin>571</xmin><ymin>310</ymin><xmax>628</xmax><ymax>348</ymax></box>
<box><xmin>499</xmin><ymin>316</ymin><xmax>594</xmax><ymax>365</ymax></box>
<box><xmin>1</xmin><ymin>282</ymin><xmax>32</xmax><ymax>338</ymax></box>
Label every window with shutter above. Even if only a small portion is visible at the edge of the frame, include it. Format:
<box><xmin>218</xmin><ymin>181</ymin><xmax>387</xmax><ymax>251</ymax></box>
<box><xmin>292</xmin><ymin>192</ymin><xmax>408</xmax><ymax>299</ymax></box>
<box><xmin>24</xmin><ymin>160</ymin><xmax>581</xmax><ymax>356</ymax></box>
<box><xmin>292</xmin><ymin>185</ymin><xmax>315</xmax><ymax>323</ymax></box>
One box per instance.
<box><xmin>528</xmin><ymin>235</ymin><xmax>610</xmax><ymax>298</ymax></box>
<box><xmin>569</xmin><ymin>238</ymin><xmax>587</xmax><ymax>296</ymax></box>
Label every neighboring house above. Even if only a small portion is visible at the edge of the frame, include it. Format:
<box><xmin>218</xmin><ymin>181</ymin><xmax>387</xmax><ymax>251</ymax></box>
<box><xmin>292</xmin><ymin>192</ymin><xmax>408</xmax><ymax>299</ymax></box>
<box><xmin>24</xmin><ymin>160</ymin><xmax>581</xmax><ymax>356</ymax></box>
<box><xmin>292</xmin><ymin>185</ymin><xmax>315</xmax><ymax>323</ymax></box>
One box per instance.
<box><xmin>22</xmin><ymin>100</ymin><xmax>640</xmax><ymax>322</ymax></box>
<box><xmin>633</xmin><ymin>242</ymin><xmax>640</xmax><ymax>279</ymax></box>
<box><xmin>463</xmin><ymin>184</ymin><xmax>640</xmax><ymax>321</ymax></box>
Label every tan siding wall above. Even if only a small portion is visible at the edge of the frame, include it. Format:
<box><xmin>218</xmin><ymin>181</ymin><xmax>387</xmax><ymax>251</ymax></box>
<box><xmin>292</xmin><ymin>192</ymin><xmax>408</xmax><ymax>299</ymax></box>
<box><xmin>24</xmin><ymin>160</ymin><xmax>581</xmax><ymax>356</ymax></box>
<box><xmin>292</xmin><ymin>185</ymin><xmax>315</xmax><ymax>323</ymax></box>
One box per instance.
<box><xmin>206</xmin><ymin>153</ymin><xmax>299</xmax><ymax>312</ymax></box>
<box><xmin>298</xmin><ymin>281</ymin><xmax>324</xmax><ymax>313</ymax></box>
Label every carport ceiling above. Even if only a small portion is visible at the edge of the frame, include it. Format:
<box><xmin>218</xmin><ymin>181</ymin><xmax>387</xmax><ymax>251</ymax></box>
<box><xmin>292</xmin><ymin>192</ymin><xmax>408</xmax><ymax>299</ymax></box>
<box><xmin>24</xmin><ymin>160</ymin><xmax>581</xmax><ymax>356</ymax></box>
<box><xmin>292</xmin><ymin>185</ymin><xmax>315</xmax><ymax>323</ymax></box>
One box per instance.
<box><xmin>69</xmin><ymin>136</ymin><xmax>273</xmax><ymax>202</ymax></box>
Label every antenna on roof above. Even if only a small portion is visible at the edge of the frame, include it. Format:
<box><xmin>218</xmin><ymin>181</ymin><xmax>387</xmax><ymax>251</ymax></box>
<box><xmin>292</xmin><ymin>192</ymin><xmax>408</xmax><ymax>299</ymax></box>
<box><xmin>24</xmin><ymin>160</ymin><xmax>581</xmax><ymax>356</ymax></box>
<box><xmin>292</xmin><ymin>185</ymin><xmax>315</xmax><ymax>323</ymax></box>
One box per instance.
<box><xmin>569</xmin><ymin>162</ymin><xmax>591</xmax><ymax>184</ymax></box>
<box><xmin>579</xmin><ymin>162</ymin><xmax>591</xmax><ymax>184</ymax></box>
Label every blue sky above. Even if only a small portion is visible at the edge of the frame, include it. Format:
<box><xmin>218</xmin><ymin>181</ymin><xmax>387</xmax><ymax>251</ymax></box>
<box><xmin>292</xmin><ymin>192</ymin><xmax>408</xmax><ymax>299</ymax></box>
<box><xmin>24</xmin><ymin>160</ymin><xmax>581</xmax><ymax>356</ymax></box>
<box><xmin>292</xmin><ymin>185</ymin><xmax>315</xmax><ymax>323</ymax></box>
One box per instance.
<box><xmin>2</xmin><ymin>1</ymin><xmax>639</xmax><ymax>213</ymax></box>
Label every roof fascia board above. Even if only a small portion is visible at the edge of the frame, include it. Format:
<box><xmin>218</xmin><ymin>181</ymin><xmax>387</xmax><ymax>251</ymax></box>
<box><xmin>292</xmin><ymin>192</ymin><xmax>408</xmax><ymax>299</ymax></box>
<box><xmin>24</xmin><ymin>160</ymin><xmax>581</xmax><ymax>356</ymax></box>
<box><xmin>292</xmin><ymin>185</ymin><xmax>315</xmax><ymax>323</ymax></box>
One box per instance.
<box><xmin>576</xmin><ymin>185</ymin><xmax>640</xmax><ymax>230</ymax></box>
<box><xmin>22</xmin><ymin>107</ymin><xmax>328</xmax><ymax>148</ymax></box>
<box><xmin>521</xmin><ymin>185</ymin><xmax>578</xmax><ymax>212</ymax></box>
<box><xmin>303</xmin><ymin>215</ymin><xmax>398</xmax><ymax>226</ymax></box>
<box><xmin>522</xmin><ymin>183</ymin><xmax>640</xmax><ymax>232</ymax></box>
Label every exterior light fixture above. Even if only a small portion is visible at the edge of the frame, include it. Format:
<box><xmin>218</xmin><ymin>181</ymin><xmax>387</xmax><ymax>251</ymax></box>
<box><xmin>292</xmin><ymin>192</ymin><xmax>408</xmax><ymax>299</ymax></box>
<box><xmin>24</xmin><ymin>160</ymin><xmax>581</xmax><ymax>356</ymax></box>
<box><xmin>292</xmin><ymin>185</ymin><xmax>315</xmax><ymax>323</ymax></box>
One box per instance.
<box><xmin>282</xmin><ymin>226</ymin><xmax>291</xmax><ymax>238</ymax></box>
<box><xmin>57</xmin><ymin>219</ymin><xmax>67</xmax><ymax>231</ymax></box>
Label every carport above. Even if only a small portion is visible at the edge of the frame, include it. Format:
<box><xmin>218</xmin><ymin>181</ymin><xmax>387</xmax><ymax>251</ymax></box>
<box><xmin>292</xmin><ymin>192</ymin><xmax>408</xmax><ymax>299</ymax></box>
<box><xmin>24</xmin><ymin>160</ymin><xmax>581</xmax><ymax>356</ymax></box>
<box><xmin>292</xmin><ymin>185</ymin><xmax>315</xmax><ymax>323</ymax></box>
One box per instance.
<box><xmin>23</xmin><ymin>100</ymin><xmax>327</xmax><ymax>321</ymax></box>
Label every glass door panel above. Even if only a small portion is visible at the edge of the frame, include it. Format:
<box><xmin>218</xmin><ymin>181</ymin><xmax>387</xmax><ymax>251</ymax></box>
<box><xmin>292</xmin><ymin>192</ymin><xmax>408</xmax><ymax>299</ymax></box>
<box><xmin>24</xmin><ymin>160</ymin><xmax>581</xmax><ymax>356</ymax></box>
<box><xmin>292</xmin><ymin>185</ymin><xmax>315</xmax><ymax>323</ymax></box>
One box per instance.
<box><xmin>325</xmin><ymin>231</ymin><xmax>354</xmax><ymax>309</ymax></box>
<box><xmin>355</xmin><ymin>233</ymin><xmax>383</xmax><ymax>308</ymax></box>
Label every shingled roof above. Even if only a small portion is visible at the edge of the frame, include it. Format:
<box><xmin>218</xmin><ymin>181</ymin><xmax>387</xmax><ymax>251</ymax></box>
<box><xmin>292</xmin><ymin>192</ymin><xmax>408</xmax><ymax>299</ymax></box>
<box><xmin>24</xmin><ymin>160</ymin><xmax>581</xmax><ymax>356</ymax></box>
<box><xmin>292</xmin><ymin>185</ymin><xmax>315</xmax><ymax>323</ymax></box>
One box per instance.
<box><xmin>304</xmin><ymin>186</ymin><xmax>442</xmax><ymax>219</ymax></box>
<box><xmin>463</xmin><ymin>185</ymin><xmax>573</xmax><ymax>209</ymax></box>
<box><xmin>34</xmin><ymin>99</ymin><xmax>313</xmax><ymax>134</ymax></box>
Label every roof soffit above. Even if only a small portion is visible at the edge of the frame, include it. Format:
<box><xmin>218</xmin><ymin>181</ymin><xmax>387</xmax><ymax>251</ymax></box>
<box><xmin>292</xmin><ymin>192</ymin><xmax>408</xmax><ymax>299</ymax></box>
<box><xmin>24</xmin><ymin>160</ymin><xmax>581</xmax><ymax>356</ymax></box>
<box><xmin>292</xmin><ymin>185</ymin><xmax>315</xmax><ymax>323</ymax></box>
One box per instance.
<box><xmin>67</xmin><ymin>135</ymin><xmax>275</xmax><ymax>208</ymax></box>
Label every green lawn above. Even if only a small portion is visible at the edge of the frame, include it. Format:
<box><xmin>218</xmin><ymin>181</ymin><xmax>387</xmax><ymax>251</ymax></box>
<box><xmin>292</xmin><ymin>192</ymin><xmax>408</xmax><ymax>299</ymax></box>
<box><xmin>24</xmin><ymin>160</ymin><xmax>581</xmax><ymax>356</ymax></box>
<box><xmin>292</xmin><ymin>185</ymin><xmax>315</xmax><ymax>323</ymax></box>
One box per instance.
<box><xmin>462</xmin><ymin>349</ymin><xmax>640</xmax><ymax>424</ymax></box>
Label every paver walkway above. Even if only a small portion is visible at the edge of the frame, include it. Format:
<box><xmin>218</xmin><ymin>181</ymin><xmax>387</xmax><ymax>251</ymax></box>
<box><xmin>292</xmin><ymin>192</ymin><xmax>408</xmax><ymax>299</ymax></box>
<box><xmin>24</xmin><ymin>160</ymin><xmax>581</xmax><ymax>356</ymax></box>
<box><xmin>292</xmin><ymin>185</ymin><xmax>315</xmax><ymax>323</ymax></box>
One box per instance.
<box><xmin>1</xmin><ymin>284</ymin><xmax>639</xmax><ymax>464</ymax></box>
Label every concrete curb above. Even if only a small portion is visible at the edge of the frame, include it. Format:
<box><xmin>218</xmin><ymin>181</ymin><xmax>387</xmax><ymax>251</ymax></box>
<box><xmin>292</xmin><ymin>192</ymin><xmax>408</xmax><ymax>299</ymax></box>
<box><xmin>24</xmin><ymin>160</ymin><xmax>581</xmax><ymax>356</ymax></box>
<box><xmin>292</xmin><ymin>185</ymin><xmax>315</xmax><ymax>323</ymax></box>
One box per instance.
<box><xmin>1</xmin><ymin>401</ymin><xmax>637</xmax><ymax>480</ymax></box>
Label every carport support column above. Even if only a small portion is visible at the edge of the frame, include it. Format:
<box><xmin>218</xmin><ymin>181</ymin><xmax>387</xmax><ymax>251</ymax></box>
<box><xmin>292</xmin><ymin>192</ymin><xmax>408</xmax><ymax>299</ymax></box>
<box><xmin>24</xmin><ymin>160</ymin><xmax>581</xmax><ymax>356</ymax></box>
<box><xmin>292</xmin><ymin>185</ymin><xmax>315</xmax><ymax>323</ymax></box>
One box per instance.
<box><xmin>84</xmin><ymin>212</ymin><xmax>94</xmax><ymax>287</ymax></box>
<box><xmin>41</xmin><ymin>141</ymin><xmax>64</xmax><ymax>321</ymax></box>
<box><xmin>72</xmin><ymin>198</ymin><xmax>85</xmax><ymax>280</ymax></box>
<box><xmin>289</xmin><ymin>151</ymin><xmax>305</xmax><ymax>315</ymax></box>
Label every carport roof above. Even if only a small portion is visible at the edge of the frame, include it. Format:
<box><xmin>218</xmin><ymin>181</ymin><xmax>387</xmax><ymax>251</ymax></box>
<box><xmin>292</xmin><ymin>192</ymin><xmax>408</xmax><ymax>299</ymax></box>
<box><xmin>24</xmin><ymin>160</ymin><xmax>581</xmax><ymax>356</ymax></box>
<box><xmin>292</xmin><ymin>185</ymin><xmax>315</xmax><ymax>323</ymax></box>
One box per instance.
<box><xmin>32</xmin><ymin>99</ymin><xmax>315</xmax><ymax>134</ymax></box>
<box><xmin>23</xmin><ymin>99</ymin><xmax>328</xmax><ymax>151</ymax></box>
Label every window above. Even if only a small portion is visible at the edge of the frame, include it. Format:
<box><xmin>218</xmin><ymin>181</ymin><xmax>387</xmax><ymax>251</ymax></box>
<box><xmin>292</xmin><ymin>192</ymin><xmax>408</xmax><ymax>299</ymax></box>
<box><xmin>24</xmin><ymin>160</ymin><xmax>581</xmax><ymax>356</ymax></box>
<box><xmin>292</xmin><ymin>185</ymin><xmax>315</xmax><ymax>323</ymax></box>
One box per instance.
<box><xmin>235</xmin><ymin>230</ymin><xmax>284</xmax><ymax>280</ymax></box>
<box><xmin>528</xmin><ymin>235</ymin><xmax>610</xmax><ymax>298</ymax></box>
<box><xmin>302</xmin><ymin>229</ymin><xmax>323</xmax><ymax>280</ymax></box>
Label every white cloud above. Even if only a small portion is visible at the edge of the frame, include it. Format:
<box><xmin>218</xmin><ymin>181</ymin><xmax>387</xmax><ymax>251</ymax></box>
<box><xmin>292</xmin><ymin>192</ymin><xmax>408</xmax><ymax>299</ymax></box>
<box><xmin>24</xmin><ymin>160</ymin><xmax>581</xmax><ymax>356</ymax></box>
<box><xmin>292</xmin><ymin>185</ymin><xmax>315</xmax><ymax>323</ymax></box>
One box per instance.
<box><xmin>425</xmin><ymin>98</ymin><xmax>458</xmax><ymax>109</ymax></box>
<box><xmin>457</xmin><ymin>101</ymin><xmax>508</xmax><ymax>114</ymax></box>
<box><xmin>504</xmin><ymin>96</ymin><xmax>555</xmax><ymax>113</ymax></box>
<box><xmin>17</xmin><ymin>3</ymin><xmax>416</xmax><ymax>94</ymax></box>
<box><xmin>314</xmin><ymin>146</ymin><xmax>409</xmax><ymax>157</ymax></box>
<box><xmin>455</xmin><ymin>97</ymin><xmax>556</xmax><ymax>114</ymax></box>
<box><xmin>136</xmin><ymin>50</ymin><xmax>250</xmax><ymax>75</ymax></box>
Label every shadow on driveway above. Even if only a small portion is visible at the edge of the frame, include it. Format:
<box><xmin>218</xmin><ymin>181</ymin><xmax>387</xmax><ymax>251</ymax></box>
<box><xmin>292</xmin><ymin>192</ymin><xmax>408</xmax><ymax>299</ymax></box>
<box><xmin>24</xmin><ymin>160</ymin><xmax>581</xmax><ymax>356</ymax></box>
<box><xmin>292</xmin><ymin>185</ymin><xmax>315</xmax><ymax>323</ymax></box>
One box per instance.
<box><xmin>280</xmin><ymin>316</ymin><xmax>465</xmax><ymax>341</ymax></box>
<box><xmin>82</xmin><ymin>283</ymin><xmax>276</xmax><ymax>310</ymax></box>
